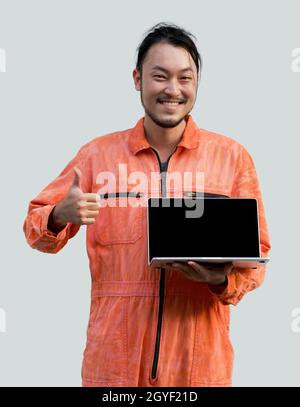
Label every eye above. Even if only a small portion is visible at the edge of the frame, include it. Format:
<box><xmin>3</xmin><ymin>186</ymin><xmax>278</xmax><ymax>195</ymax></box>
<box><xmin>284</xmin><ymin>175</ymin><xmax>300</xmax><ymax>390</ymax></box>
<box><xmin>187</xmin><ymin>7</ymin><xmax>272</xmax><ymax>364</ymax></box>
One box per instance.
<box><xmin>154</xmin><ymin>75</ymin><xmax>166</xmax><ymax>79</ymax></box>
<box><xmin>181</xmin><ymin>76</ymin><xmax>192</xmax><ymax>80</ymax></box>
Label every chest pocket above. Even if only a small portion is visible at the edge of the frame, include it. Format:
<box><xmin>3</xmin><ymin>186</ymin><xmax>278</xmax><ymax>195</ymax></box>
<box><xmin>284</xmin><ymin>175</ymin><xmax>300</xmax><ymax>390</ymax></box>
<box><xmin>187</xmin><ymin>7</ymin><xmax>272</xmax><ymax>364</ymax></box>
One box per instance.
<box><xmin>94</xmin><ymin>191</ymin><xmax>144</xmax><ymax>245</ymax></box>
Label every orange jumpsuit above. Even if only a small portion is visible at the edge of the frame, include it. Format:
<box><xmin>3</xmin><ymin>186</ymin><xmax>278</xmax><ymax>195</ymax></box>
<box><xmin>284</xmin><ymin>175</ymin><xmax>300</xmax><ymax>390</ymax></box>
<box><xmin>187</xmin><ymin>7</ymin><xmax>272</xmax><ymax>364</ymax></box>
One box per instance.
<box><xmin>23</xmin><ymin>115</ymin><xmax>271</xmax><ymax>387</ymax></box>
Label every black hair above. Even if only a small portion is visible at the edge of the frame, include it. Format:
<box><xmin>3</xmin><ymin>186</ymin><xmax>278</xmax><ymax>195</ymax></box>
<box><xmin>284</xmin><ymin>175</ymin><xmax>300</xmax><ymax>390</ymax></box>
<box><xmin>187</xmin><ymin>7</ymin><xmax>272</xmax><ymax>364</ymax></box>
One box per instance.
<box><xmin>136</xmin><ymin>22</ymin><xmax>202</xmax><ymax>76</ymax></box>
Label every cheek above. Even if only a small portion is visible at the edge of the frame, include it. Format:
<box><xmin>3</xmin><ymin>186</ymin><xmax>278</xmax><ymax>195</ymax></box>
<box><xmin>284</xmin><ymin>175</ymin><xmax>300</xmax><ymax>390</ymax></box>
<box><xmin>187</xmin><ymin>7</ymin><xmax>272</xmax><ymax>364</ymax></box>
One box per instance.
<box><xmin>144</xmin><ymin>80</ymin><xmax>166</xmax><ymax>95</ymax></box>
<box><xmin>186</xmin><ymin>85</ymin><xmax>197</xmax><ymax>99</ymax></box>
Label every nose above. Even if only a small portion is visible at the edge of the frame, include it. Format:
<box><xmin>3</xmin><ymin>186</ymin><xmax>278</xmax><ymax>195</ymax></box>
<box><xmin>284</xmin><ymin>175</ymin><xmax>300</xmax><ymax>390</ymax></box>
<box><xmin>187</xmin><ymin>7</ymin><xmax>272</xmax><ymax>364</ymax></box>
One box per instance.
<box><xmin>164</xmin><ymin>79</ymin><xmax>181</xmax><ymax>97</ymax></box>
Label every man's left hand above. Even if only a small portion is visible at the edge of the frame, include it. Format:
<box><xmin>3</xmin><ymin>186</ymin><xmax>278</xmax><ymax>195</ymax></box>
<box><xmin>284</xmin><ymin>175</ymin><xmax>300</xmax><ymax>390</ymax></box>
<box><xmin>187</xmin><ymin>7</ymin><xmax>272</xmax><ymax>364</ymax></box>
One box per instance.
<box><xmin>165</xmin><ymin>261</ymin><xmax>233</xmax><ymax>285</ymax></box>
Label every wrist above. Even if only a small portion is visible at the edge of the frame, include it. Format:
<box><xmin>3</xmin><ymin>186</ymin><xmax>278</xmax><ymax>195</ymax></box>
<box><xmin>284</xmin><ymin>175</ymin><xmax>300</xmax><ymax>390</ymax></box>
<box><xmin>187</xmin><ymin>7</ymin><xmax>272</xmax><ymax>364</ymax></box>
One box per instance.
<box><xmin>216</xmin><ymin>276</ymin><xmax>228</xmax><ymax>286</ymax></box>
<box><xmin>207</xmin><ymin>276</ymin><xmax>228</xmax><ymax>294</ymax></box>
<box><xmin>48</xmin><ymin>206</ymin><xmax>67</xmax><ymax>233</ymax></box>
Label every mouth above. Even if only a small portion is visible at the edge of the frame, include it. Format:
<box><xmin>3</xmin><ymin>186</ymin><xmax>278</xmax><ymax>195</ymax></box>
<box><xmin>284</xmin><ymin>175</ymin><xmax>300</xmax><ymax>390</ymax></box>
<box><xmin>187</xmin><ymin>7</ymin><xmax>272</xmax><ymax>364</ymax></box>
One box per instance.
<box><xmin>158</xmin><ymin>100</ymin><xmax>184</xmax><ymax>111</ymax></box>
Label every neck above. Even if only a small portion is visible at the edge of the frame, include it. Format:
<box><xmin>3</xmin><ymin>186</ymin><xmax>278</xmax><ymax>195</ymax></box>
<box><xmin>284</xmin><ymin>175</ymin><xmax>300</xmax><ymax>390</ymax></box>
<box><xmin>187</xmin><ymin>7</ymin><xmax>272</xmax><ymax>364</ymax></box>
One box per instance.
<box><xmin>143</xmin><ymin>115</ymin><xmax>187</xmax><ymax>151</ymax></box>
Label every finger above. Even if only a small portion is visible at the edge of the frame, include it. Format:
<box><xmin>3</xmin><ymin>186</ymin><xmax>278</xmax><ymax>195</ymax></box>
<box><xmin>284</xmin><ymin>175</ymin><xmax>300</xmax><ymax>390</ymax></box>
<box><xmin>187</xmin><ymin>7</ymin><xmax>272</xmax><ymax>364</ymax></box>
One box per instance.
<box><xmin>80</xmin><ymin>193</ymin><xmax>100</xmax><ymax>203</ymax></box>
<box><xmin>188</xmin><ymin>261</ymin><xmax>206</xmax><ymax>271</ymax></box>
<box><xmin>83</xmin><ymin>210</ymin><xmax>100</xmax><ymax>218</ymax></box>
<box><xmin>172</xmin><ymin>263</ymin><xmax>192</xmax><ymax>273</ymax></box>
<box><xmin>72</xmin><ymin>167</ymin><xmax>82</xmax><ymax>187</ymax></box>
<box><xmin>81</xmin><ymin>217</ymin><xmax>96</xmax><ymax>225</ymax></box>
<box><xmin>211</xmin><ymin>262</ymin><xmax>233</xmax><ymax>273</ymax></box>
<box><xmin>224</xmin><ymin>262</ymin><xmax>234</xmax><ymax>273</ymax></box>
<box><xmin>188</xmin><ymin>261</ymin><xmax>199</xmax><ymax>268</ymax></box>
<box><xmin>78</xmin><ymin>201</ymin><xmax>101</xmax><ymax>210</ymax></box>
<box><xmin>172</xmin><ymin>263</ymin><xmax>201</xmax><ymax>282</ymax></box>
<box><xmin>197</xmin><ymin>261</ymin><xmax>226</xmax><ymax>269</ymax></box>
<box><xmin>190</xmin><ymin>262</ymin><xmax>230</xmax><ymax>273</ymax></box>
<box><xmin>172</xmin><ymin>262</ymin><xmax>183</xmax><ymax>269</ymax></box>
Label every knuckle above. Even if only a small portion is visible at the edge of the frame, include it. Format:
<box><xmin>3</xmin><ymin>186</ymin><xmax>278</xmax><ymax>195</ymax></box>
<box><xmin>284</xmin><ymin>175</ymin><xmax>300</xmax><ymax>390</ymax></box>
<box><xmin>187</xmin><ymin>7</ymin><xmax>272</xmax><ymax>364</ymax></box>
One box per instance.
<box><xmin>79</xmin><ymin>210</ymin><xmax>87</xmax><ymax>221</ymax></box>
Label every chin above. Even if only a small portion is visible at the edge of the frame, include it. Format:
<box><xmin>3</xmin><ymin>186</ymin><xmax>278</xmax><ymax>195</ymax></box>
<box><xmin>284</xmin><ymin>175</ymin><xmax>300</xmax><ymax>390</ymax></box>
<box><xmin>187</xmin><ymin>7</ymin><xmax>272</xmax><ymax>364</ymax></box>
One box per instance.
<box><xmin>147</xmin><ymin>111</ymin><xmax>186</xmax><ymax>129</ymax></box>
<box><xmin>159</xmin><ymin>120</ymin><xmax>182</xmax><ymax>129</ymax></box>
<box><xmin>157</xmin><ymin>116</ymin><xmax>186</xmax><ymax>129</ymax></box>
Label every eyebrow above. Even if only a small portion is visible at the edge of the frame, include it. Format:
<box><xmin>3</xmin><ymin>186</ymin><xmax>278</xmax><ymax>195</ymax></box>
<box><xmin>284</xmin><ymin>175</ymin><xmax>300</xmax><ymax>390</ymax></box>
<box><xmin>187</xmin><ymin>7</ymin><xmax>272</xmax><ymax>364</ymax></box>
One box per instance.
<box><xmin>151</xmin><ymin>65</ymin><xmax>194</xmax><ymax>74</ymax></box>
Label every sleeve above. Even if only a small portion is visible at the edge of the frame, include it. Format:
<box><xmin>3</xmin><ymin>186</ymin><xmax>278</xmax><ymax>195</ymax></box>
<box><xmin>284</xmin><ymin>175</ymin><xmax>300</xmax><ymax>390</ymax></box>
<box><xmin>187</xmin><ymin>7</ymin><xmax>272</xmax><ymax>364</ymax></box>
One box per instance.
<box><xmin>23</xmin><ymin>146</ymin><xmax>92</xmax><ymax>254</ymax></box>
<box><xmin>208</xmin><ymin>145</ymin><xmax>271</xmax><ymax>305</ymax></box>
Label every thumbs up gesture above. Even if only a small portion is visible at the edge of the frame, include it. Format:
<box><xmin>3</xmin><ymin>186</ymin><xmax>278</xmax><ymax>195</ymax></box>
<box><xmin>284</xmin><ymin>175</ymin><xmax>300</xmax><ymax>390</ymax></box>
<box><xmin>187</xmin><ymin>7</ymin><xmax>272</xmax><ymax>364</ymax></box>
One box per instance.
<box><xmin>49</xmin><ymin>167</ymin><xmax>101</xmax><ymax>229</ymax></box>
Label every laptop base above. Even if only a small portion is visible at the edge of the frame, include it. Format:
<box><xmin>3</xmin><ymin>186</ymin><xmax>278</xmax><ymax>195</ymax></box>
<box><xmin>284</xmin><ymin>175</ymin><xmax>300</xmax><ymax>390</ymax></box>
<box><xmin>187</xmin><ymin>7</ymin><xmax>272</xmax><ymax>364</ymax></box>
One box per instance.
<box><xmin>150</xmin><ymin>257</ymin><xmax>270</xmax><ymax>269</ymax></box>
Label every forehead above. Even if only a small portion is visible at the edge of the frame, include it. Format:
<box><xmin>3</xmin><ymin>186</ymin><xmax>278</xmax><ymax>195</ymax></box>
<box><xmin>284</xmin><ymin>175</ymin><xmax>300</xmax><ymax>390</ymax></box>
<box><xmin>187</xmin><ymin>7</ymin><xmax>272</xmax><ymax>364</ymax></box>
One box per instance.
<box><xmin>143</xmin><ymin>42</ymin><xmax>197</xmax><ymax>73</ymax></box>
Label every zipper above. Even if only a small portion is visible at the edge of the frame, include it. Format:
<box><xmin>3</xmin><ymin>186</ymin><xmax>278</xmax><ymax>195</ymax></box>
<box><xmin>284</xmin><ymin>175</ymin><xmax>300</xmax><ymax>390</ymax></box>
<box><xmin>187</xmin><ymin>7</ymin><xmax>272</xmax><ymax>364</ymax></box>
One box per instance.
<box><xmin>149</xmin><ymin>150</ymin><xmax>229</xmax><ymax>380</ymax></box>
<box><xmin>150</xmin><ymin>147</ymin><xmax>174</xmax><ymax>381</ymax></box>
<box><xmin>183</xmin><ymin>191</ymin><xmax>230</xmax><ymax>198</ymax></box>
<box><xmin>99</xmin><ymin>191</ymin><xmax>144</xmax><ymax>199</ymax></box>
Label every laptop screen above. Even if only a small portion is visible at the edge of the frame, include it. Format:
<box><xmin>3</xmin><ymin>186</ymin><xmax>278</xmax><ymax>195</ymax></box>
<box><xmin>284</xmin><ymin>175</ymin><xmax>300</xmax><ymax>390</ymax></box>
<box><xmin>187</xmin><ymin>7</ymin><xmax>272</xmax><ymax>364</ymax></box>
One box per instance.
<box><xmin>148</xmin><ymin>198</ymin><xmax>260</xmax><ymax>260</ymax></box>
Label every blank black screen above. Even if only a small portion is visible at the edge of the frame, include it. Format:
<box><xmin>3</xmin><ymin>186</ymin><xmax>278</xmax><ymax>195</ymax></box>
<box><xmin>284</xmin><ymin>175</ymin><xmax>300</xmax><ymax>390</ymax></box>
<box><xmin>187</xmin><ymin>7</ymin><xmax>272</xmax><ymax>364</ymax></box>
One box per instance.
<box><xmin>148</xmin><ymin>198</ymin><xmax>260</xmax><ymax>259</ymax></box>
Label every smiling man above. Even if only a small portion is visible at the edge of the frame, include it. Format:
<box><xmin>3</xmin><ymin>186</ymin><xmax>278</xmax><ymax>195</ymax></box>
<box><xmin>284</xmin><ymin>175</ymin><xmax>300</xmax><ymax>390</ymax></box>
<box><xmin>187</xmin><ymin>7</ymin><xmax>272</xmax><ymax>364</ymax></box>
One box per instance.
<box><xmin>133</xmin><ymin>39</ymin><xmax>198</xmax><ymax>163</ymax></box>
<box><xmin>23</xmin><ymin>23</ymin><xmax>271</xmax><ymax>387</ymax></box>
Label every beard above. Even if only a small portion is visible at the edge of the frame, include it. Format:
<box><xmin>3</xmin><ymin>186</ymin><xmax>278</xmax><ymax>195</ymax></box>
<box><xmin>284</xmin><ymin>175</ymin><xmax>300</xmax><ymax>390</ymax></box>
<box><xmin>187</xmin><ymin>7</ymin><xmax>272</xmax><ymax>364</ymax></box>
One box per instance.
<box><xmin>140</xmin><ymin>89</ymin><xmax>191</xmax><ymax>129</ymax></box>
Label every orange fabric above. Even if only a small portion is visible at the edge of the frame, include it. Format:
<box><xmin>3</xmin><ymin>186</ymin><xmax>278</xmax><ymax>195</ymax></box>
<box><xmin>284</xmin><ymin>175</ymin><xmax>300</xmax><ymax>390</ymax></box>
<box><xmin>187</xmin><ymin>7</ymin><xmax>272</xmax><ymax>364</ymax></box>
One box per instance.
<box><xmin>23</xmin><ymin>115</ymin><xmax>271</xmax><ymax>386</ymax></box>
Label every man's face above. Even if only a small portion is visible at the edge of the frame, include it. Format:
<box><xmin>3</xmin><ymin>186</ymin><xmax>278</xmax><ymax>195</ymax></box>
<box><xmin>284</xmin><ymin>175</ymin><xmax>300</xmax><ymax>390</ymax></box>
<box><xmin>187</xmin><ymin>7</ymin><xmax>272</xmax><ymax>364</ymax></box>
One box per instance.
<box><xmin>133</xmin><ymin>42</ymin><xmax>199</xmax><ymax>129</ymax></box>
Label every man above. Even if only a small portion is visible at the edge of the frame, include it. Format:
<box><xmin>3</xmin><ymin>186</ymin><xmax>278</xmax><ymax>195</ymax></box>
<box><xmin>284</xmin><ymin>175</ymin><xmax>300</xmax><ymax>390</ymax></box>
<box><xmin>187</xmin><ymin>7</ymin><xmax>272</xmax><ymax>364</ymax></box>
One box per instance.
<box><xmin>23</xmin><ymin>23</ymin><xmax>271</xmax><ymax>387</ymax></box>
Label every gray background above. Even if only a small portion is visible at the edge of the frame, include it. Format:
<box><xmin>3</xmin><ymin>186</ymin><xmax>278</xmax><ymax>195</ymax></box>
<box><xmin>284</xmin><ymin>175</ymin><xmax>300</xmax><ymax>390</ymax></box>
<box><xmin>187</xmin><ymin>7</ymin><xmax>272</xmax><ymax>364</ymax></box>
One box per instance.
<box><xmin>0</xmin><ymin>0</ymin><xmax>299</xmax><ymax>386</ymax></box>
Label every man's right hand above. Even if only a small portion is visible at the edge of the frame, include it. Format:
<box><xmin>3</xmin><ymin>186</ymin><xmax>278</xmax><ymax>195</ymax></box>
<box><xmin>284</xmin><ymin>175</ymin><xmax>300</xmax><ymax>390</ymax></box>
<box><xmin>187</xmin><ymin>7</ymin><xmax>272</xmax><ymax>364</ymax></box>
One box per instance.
<box><xmin>48</xmin><ymin>167</ymin><xmax>101</xmax><ymax>231</ymax></box>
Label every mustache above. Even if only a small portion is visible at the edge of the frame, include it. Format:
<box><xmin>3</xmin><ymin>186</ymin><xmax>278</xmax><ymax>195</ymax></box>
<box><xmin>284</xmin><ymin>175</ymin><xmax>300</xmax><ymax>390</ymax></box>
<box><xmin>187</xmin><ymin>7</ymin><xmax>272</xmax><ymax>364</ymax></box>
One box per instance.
<box><xmin>157</xmin><ymin>98</ymin><xmax>186</xmax><ymax>103</ymax></box>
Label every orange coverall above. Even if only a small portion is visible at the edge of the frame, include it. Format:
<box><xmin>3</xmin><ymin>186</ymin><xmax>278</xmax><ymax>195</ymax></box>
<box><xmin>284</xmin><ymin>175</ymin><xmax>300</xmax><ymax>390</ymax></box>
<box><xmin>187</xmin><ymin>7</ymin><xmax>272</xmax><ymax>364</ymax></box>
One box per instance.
<box><xmin>23</xmin><ymin>115</ymin><xmax>271</xmax><ymax>387</ymax></box>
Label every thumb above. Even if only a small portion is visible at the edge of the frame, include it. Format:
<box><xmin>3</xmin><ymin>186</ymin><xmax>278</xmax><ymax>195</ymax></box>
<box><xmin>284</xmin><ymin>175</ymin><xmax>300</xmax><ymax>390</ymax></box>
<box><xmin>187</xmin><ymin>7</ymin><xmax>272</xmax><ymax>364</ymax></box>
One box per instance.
<box><xmin>71</xmin><ymin>166</ymin><xmax>82</xmax><ymax>189</ymax></box>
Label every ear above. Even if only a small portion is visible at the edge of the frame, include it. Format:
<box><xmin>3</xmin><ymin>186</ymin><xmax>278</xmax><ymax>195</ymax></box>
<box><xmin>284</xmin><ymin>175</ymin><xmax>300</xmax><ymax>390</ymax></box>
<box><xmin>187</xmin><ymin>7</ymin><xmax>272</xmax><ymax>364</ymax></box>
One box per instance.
<box><xmin>133</xmin><ymin>68</ymin><xmax>141</xmax><ymax>91</ymax></box>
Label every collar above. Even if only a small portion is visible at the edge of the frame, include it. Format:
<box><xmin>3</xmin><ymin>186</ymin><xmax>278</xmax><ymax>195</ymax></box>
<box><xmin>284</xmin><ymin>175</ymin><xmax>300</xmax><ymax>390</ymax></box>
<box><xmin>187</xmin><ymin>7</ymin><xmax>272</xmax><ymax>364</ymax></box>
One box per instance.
<box><xmin>128</xmin><ymin>114</ymin><xmax>200</xmax><ymax>155</ymax></box>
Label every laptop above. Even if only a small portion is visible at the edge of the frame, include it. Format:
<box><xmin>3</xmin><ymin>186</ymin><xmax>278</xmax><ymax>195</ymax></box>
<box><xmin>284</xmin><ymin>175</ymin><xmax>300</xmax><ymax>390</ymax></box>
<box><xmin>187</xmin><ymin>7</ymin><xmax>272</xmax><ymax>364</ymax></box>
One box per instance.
<box><xmin>147</xmin><ymin>197</ymin><xmax>270</xmax><ymax>269</ymax></box>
